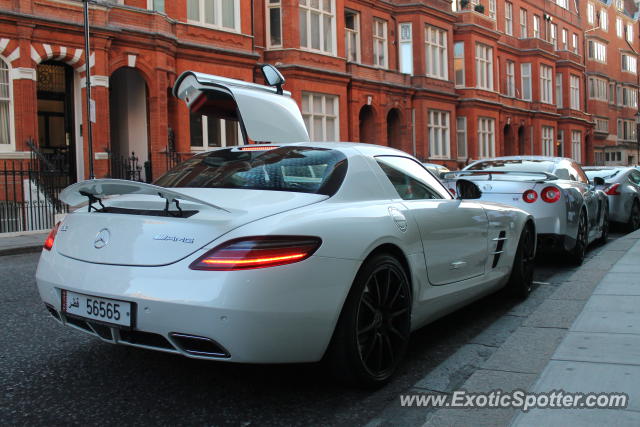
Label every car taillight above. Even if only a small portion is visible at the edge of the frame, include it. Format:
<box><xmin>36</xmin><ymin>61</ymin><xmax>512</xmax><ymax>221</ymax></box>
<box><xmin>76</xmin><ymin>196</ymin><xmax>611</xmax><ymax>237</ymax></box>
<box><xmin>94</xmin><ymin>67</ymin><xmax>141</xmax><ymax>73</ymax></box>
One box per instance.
<box><xmin>541</xmin><ymin>186</ymin><xmax>561</xmax><ymax>203</ymax></box>
<box><xmin>43</xmin><ymin>222</ymin><xmax>60</xmax><ymax>251</ymax></box>
<box><xmin>189</xmin><ymin>236</ymin><xmax>322</xmax><ymax>270</ymax></box>
<box><xmin>449</xmin><ymin>188</ymin><xmax>456</xmax><ymax>196</ymax></box>
<box><xmin>523</xmin><ymin>190</ymin><xmax>538</xmax><ymax>203</ymax></box>
<box><xmin>605</xmin><ymin>183</ymin><xmax>621</xmax><ymax>196</ymax></box>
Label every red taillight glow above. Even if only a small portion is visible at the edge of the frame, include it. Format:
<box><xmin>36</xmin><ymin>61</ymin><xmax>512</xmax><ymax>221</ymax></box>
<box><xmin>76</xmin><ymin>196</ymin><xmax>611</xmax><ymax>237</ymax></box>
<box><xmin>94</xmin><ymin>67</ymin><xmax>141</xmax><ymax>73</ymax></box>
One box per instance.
<box><xmin>43</xmin><ymin>222</ymin><xmax>60</xmax><ymax>251</ymax></box>
<box><xmin>239</xmin><ymin>146</ymin><xmax>278</xmax><ymax>151</ymax></box>
<box><xmin>605</xmin><ymin>183</ymin><xmax>621</xmax><ymax>196</ymax></box>
<box><xmin>523</xmin><ymin>190</ymin><xmax>538</xmax><ymax>203</ymax></box>
<box><xmin>189</xmin><ymin>236</ymin><xmax>322</xmax><ymax>270</ymax></box>
<box><xmin>541</xmin><ymin>186</ymin><xmax>561</xmax><ymax>203</ymax></box>
<box><xmin>449</xmin><ymin>188</ymin><xmax>456</xmax><ymax>196</ymax></box>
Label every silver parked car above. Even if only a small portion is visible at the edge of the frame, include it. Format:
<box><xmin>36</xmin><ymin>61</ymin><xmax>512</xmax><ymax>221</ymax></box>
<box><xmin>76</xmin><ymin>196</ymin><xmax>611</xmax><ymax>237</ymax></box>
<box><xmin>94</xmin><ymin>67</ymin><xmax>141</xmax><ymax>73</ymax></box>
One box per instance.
<box><xmin>443</xmin><ymin>156</ymin><xmax>609</xmax><ymax>264</ymax></box>
<box><xmin>583</xmin><ymin>166</ymin><xmax>640</xmax><ymax>232</ymax></box>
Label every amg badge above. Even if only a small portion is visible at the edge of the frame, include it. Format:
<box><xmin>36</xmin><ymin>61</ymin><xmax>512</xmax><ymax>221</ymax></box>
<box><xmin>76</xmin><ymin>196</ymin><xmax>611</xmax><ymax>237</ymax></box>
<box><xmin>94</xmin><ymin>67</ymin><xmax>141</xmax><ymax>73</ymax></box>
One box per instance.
<box><xmin>153</xmin><ymin>234</ymin><xmax>195</xmax><ymax>244</ymax></box>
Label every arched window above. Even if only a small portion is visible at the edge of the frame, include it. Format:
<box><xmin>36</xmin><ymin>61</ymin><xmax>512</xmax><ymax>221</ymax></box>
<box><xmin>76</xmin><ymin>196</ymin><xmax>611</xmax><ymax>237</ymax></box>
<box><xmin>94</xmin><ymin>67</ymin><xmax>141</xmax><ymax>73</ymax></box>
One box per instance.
<box><xmin>0</xmin><ymin>57</ymin><xmax>11</xmax><ymax>147</ymax></box>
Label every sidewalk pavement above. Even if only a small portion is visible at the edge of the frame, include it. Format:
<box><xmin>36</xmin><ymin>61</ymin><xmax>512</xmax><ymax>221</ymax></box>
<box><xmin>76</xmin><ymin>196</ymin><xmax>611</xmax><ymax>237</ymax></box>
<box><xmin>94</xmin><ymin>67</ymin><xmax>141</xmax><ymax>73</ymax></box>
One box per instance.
<box><xmin>0</xmin><ymin>231</ymin><xmax>48</xmax><ymax>256</ymax></box>
<box><xmin>512</xmin><ymin>234</ymin><xmax>640</xmax><ymax>426</ymax></box>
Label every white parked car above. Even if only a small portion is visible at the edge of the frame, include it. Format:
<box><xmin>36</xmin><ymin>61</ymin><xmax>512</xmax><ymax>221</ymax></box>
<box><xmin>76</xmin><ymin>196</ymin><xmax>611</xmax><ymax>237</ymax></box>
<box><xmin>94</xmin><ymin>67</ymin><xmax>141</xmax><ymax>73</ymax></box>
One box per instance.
<box><xmin>36</xmin><ymin>66</ymin><xmax>536</xmax><ymax>387</ymax></box>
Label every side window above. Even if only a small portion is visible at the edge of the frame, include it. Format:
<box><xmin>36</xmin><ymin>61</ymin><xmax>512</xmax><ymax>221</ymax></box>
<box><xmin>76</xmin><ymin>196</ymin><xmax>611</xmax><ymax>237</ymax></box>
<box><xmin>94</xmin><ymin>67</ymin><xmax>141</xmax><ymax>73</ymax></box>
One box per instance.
<box><xmin>560</xmin><ymin>161</ymin><xmax>587</xmax><ymax>183</ymax></box>
<box><xmin>376</xmin><ymin>156</ymin><xmax>452</xmax><ymax>200</ymax></box>
<box><xmin>629</xmin><ymin>171</ymin><xmax>640</xmax><ymax>185</ymax></box>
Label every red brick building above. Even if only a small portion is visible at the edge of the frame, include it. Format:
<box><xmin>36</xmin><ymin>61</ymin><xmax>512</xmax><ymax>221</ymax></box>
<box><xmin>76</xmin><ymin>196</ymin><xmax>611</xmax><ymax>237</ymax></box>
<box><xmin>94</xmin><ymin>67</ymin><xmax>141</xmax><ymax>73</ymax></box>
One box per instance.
<box><xmin>0</xmin><ymin>0</ymin><xmax>637</xmax><ymax>189</ymax></box>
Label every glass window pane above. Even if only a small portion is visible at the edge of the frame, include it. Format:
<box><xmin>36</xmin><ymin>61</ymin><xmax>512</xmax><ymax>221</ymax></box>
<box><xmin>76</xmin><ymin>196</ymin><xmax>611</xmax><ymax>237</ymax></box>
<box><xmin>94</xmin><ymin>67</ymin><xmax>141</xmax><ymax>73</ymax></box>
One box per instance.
<box><xmin>299</xmin><ymin>10</ymin><xmax>307</xmax><ymax>47</ymax></box>
<box><xmin>325</xmin><ymin>118</ymin><xmax>335</xmax><ymax>140</ymax></box>
<box><xmin>323</xmin><ymin>15</ymin><xmax>332</xmax><ymax>51</ymax></box>
<box><xmin>311</xmin><ymin>12</ymin><xmax>321</xmax><ymax>50</ymax></box>
<box><xmin>0</xmin><ymin>101</ymin><xmax>10</xmax><ymax>144</ymax></box>
<box><xmin>325</xmin><ymin>97</ymin><xmax>334</xmax><ymax>115</ymax></box>
<box><xmin>190</xmin><ymin>114</ymin><xmax>204</xmax><ymax>147</ymax></box>
<box><xmin>313</xmin><ymin>117</ymin><xmax>323</xmax><ymax>140</ymax></box>
<box><xmin>221</xmin><ymin>0</ymin><xmax>235</xmax><ymax>28</ymax></box>
<box><xmin>204</xmin><ymin>0</ymin><xmax>215</xmax><ymax>24</ymax></box>
<box><xmin>269</xmin><ymin>8</ymin><xmax>281</xmax><ymax>45</ymax></box>
<box><xmin>187</xmin><ymin>0</ymin><xmax>199</xmax><ymax>20</ymax></box>
<box><xmin>302</xmin><ymin>94</ymin><xmax>310</xmax><ymax>113</ymax></box>
<box><xmin>313</xmin><ymin>96</ymin><xmax>323</xmax><ymax>114</ymax></box>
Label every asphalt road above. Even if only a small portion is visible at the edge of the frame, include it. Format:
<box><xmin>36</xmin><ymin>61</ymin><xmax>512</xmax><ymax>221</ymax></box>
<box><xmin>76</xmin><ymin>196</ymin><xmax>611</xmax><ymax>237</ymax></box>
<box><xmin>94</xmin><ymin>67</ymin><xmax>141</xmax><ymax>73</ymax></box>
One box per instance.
<box><xmin>0</xmin><ymin>232</ymin><xmax>625</xmax><ymax>426</ymax></box>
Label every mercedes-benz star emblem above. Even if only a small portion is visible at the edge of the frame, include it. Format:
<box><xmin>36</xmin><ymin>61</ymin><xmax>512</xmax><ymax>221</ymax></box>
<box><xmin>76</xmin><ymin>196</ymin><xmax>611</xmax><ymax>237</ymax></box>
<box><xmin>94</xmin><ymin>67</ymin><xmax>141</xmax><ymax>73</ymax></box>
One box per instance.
<box><xmin>94</xmin><ymin>228</ymin><xmax>110</xmax><ymax>249</ymax></box>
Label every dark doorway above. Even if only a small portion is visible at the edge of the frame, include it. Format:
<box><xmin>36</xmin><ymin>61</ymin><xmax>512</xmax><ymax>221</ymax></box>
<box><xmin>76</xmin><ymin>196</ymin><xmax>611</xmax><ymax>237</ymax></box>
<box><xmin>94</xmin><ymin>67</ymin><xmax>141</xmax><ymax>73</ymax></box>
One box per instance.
<box><xmin>518</xmin><ymin>125</ymin><xmax>525</xmax><ymax>155</ymax></box>
<box><xmin>36</xmin><ymin>61</ymin><xmax>76</xmax><ymax>181</ymax></box>
<box><xmin>109</xmin><ymin>67</ymin><xmax>150</xmax><ymax>182</ymax></box>
<box><xmin>503</xmin><ymin>124</ymin><xmax>513</xmax><ymax>155</ymax></box>
<box><xmin>386</xmin><ymin>108</ymin><xmax>401</xmax><ymax>149</ymax></box>
<box><xmin>359</xmin><ymin>105</ymin><xmax>376</xmax><ymax>143</ymax></box>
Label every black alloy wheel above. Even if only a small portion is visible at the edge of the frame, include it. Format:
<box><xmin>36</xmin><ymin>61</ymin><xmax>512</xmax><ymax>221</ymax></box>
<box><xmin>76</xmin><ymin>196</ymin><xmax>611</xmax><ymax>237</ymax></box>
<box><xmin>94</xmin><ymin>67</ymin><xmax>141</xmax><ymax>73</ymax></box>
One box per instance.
<box><xmin>570</xmin><ymin>212</ymin><xmax>588</xmax><ymax>265</ymax></box>
<box><xmin>507</xmin><ymin>223</ymin><xmax>535</xmax><ymax>299</ymax></box>
<box><xmin>327</xmin><ymin>253</ymin><xmax>411</xmax><ymax>387</ymax></box>
<box><xmin>628</xmin><ymin>200</ymin><xmax>640</xmax><ymax>232</ymax></box>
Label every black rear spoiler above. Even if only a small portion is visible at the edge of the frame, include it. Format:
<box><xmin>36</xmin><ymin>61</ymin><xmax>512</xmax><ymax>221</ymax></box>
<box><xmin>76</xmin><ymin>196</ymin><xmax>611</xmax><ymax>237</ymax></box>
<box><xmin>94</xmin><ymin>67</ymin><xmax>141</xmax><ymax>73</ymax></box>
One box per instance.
<box><xmin>442</xmin><ymin>170</ymin><xmax>558</xmax><ymax>181</ymax></box>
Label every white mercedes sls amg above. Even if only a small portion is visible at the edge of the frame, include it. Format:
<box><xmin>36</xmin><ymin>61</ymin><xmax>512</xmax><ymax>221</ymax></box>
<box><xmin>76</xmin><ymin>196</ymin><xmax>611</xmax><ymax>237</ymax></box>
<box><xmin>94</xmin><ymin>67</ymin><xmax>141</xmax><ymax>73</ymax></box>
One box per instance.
<box><xmin>36</xmin><ymin>65</ymin><xmax>536</xmax><ymax>386</ymax></box>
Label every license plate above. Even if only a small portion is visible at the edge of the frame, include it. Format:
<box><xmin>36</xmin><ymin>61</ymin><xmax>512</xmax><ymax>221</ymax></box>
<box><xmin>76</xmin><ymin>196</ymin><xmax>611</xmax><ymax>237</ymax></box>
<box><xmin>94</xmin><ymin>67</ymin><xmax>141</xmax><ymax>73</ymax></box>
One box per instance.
<box><xmin>61</xmin><ymin>290</ymin><xmax>134</xmax><ymax>328</ymax></box>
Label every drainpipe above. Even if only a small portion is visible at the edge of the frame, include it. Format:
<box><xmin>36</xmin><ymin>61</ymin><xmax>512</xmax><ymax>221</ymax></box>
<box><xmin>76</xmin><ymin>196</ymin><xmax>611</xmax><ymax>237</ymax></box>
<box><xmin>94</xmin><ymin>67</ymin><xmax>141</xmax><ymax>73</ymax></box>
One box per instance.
<box><xmin>82</xmin><ymin>0</ymin><xmax>94</xmax><ymax>179</ymax></box>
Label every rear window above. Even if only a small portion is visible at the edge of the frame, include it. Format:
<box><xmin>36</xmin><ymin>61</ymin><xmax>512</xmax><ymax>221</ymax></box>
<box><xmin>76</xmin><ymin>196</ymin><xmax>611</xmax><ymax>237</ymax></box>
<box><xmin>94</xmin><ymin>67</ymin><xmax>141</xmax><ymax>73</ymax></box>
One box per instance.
<box><xmin>467</xmin><ymin>159</ymin><xmax>556</xmax><ymax>173</ymax></box>
<box><xmin>584</xmin><ymin>169</ymin><xmax>620</xmax><ymax>180</ymax></box>
<box><xmin>154</xmin><ymin>146</ymin><xmax>347</xmax><ymax>196</ymax></box>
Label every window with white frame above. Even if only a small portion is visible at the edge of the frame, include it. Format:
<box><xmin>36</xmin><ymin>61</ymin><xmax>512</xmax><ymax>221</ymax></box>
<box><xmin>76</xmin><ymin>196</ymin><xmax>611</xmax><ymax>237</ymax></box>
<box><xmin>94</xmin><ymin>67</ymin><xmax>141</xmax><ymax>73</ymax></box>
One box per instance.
<box><xmin>505</xmin><ymin>2</ymin><xmax>513</xmax><ymax>35</ymax></box>
<box><xmin>533</xmin><ymin>15</ymin><xmax>540</xmax><ymax>38</ymax></box>
<box><xmin>521</xmin><ymin>63</ymin><xmax>532</xmax><ymax>100</ymax></box>
<box><xmin>557</xmin><ymin>130</ymin><xmax>564</xmax><ymax>157</ymax></box>
<box><xmin>542</xmin><ymin>126</ymin><xmax>554</xmax><ymax>156</ymax></box>
<box><xmin>587</xmin><ymin>40</ymin><xmax>606</xmax><ymax>62</ymax></box>
<box><xmin>428</xmin><ymin>110</ymin><xmax>450</xmax><ymax>158</ymax></box>
<box><xmin>550</xmin><ymin>24</ymin><xmax>557</xmax><ymax>49</ymax></box>
<box><xmin>147</xmin><ymin>0</ymin><xmax>164</xmax><ymax>12</ymax></box>
<box><xmin>600</xmin><ymin>9</ymin><xmax>608</xmax><ymax>31</ymax></box>
<box><xmin>456</xmin><ymin>116</ymin><xmax>467</xmax><ymax>159</ymax></box>
<box><xmin>187</xmin><ymin>0</ymin><xmax>239</xmax><ymax>31</ymax></box>
<box><xmin>478</xmin><ymin>117</ymin><xmax>495</xmax><ymax>158</ymax></box>
<box><xmin>475</xmin><ymin>43</ymin><xmax>493</xmax><ymax>90</ymax></box>
<box><xmin>299</xmin><ymin>0</ymin><xmax>335</xmax><ymax>54</ymax></box>
<box><xmin>595</xmin><ymin>117</ymin><xmax>608</xmax><ymax>133</ymax></box>
<box><xmin>587</xmin><ymin>2</ymin><xmax>595</xmax><ymax>24</ymax></box>
<box><xmin>562</xmin><ymin>28</ymin><xmax>568</xmax><ymax>50</ymax></box>
<box><xmin>556</xmin><ymin>73</ymin><xmax>563</xmax><ymax>108</ymax></box>
<box><xmin>621</xmin><ymin>86</ymin><xmax>638</xmax><ymax>108</ymax></box>
<box><xmin>616</xmin><ymin>0</ymin><xmax>624</xmax><ymax>10</ymax></box>
<box><xmin>627</xmin><ymin>24</ymin><xmax>633</xmax><ymax>42</ymax></box>
<box><xmin>622</xmin><ymin>54</ymin><xmax>637</xmax><ymax>73</ymax></box>
<box><xmin>540</xmin><ymin>64</ymin><xmax>553</xmax><ymax>103</ymax></box>
<box><xmin>588</xmin><ymin>77</ymin><xmax>608</xmax><ymax>101</ymax></box>
<box><xmin>617</xmin><ymin>18</ymin><xmax>623</xmax><ymax>38</ymax></box>
<box><xmin>425</xmin><ymin>26</ymin><xmax>447</xmax><ymax>79</ymax></box>
<box><xmin>373</xmin><ymin>18</ymin><xmax>388</xmax><ymax>68</ymax></box>
<box><xmin>454</xmin><ymin>42</ymin><xmax>465</xmax><ymax>86</ymax></box>
<box><xmin>190</xmin><ymin>115</ymin><xmax>240</xmax><ymax>150</ymax></box>
<box><xmin>572</xmin><ymin>33</ymin><xmax>578</xmax><ymax>54</ymax></box>
<box><xmin>267</xmin><ymin>0</ymin><xmax>282</xmax><ymax>48</ymax></box>
<box><xmin>0</xmin><ymin>58</ymin><xmax>12</xmax><ymax>148</ymax></box>
<box><xmin>570</xmin><ymin>75</ymin><xmax>580</xmax><ymax>109</ymax></box>
<box><xmin>617</xmin><ymin>84</ymin><xmax>623</xmax><ymax>106</ymax></box>
<box><xmin>618</xmin><ymin>119</ymin><xmax>637</xmax><ymax>141</ymax></box>
<box><xmin>506</xmin><ymin>60</ymin><xmax>515</xmax><ymax>97</ymax></box>
<box><xmin>556</xmin><ymin>0</ymin><xmax>568</xmax><ymax>9</ymax></box>
<box><xmin>609</xmin><ymin>82</ymin><xmax>615</xmax><ymax>104</ymax></box>
<box><xmin>489</xmin><ymin>0</ymin><xmax>496</xmax><ymax>19</ymax></box>
<box><xmin>345</xmin><ymin>10</ymin><xmax>360</xmax><ymax>62</ymax></box>
<box><xmin>399</xmin><ymin>23</ymin><xmax>412</xmax><ymax>74</ymax></box>
<box><xmin>302</xmin><ymin>92</ymin><xmax>339</xmax><ymax>141</ymax></box>
<box><xmin>520</xmin><ymin>9</ymin><xmax>527</xmax><ymax>38</ymax></box>
<box><xmin>572</xmin><ymin>130</ymin><xmax>581</xmax><ymax>163</ymax></box>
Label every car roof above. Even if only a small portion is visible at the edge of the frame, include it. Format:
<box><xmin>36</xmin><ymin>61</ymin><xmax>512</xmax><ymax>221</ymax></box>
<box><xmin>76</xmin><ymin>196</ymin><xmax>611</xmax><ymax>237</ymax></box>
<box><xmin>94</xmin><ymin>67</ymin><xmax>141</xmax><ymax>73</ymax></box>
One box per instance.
<box><xmin>473</xmin><ymin>156</ymin><xmax>568</xmax><ymax>163</ymax></box>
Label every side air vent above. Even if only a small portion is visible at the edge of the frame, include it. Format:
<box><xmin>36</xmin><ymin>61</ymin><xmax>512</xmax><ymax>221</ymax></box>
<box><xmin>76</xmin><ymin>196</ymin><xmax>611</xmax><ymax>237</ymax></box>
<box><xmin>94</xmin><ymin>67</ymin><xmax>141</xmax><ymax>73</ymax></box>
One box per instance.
<box><xmin>491</xmin><ymin>231</ymin><xmax>507</xmax><ymax>268</ymax></box>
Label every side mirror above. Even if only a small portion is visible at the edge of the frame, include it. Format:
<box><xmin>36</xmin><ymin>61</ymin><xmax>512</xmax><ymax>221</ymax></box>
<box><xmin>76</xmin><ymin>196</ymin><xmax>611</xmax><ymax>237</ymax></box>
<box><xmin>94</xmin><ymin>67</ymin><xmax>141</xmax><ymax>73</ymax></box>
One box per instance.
<box><xmin>456</xmin><ymin>179</ymin><xmax>482</xmax><ymax>200</ymax></box>
<box><xmin>261</xmin><ymin>64</ymin><xmax>285</xmax><ymax>95</ymax></box>
<box><xmin>592</xmin><ymin>176</ymin><xmax>605</xmax><ymax>186</ymax></box>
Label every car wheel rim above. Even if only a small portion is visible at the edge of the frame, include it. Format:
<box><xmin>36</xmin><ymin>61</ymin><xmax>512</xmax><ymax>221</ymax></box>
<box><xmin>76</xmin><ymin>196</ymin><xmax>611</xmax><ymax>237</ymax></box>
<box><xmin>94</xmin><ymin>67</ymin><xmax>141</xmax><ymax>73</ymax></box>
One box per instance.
<box><xmin>356</xmin><ymin>265</ymin><xmax>410</xmax><ymax>379</ymax></box>
<box><xmin>576</xmin><ymin>215</ymin><xmax>587</xmax><ymax>259</ymax></box>
<box><xmin>521</xmin><ymin>226</ymin><xmax>535</xmax><ymax>291</ymax></box>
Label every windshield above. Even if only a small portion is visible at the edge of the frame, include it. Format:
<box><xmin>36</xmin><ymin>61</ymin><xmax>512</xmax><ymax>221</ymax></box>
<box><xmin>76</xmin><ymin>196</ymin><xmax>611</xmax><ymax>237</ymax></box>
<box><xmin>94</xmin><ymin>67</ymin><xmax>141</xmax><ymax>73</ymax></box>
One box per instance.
<box><xmin>466</xmin><ymin>159</ymin><xmax>556</xmax><ymax>173</ymax></box>
<box><xmin>585</xmin><ymin>169</ymin><xmax>620</xmax><ymax>180</ymax></box>
<box><xmin>154</xmin><ymin>146</ymin><xmax>348</xmax><ymax>196</ymax></box>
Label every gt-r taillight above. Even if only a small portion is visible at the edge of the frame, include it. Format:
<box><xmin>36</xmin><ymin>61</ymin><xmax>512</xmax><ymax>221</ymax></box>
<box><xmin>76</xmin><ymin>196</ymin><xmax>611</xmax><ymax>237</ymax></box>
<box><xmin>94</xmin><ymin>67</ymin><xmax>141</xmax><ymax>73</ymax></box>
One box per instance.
<box><xmin>605</xmin><ymin>183</ymin><xmax>621</xmax><ymax>196</ymax></box>
<box><xmin>541</xmin><ymin>186</ymin><xmax>561</xmax><ymax>203</ymax></box>
<box><xmin>43</xmin><ymin>222</ymin><xmax>60</xmax><ymax>251</ymax></box>
<box><xmin>523</xmin><ymin>190</ymin><xmax>538</xmax><ymax>203</ymax></box>
<box><xmin>189</xmin><ymin>236</ymin><xmax>322</xmax><ymax>270</ymax></box>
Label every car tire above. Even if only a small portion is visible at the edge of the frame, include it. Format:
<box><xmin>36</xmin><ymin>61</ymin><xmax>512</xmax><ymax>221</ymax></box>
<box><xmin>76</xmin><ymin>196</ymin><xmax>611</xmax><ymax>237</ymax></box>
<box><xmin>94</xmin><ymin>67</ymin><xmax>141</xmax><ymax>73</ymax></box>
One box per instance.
<box><xmin>597</xmin><ymin>205</ymin><xmax>609</xmax><ymax>245</ymax></box>
<box><xmin>506</xmin><ymin>223</ymin><xmax>535</xmax><ymax>299</ymax></box>
<box><xmin>326</xmin><ymin>253</ymin><xmax>411</xmax><ymax>388</ymax></box>
<box><xmin>568</xmin><ymin>211</ymin><xmax>588</xmax><ymax>265</ymax></box>
<box><xmin>627</xmin><ymin>200</ymin><xmax>640</xmax><ymax>232</ymax></box>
